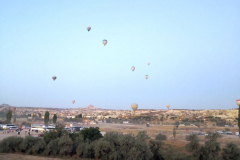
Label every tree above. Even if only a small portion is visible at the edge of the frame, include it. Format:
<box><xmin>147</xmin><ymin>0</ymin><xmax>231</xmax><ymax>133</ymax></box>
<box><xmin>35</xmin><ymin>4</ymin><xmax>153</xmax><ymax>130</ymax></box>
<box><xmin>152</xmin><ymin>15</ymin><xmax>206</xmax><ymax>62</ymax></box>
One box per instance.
<box><xmin>173</xmin><ymin>127</ymin><xmax>176</xmax><ymax>141</ymax></box>
<box><xmin>6</xmin><ymin>110</ymin><xmax>12</xmax><ymax>123</ymax></box>
<box><xmin>239</xmin><ymin>106</ymin><xmax>240</xmax><ymax>136</ymax></box>
<box><xmin>53</xmin><ymin>114</ymin><xmax>57</xmax><ymax>124</ymax></box>
<box><xmin>44</xmin><ymin>111</ymin><xmax>50</xmax><ymax>125</ymax></box>
<box><xmin>222</xmin><ymin>142</ymin><xmax>240</xmax><ymax>160</ymax></box>
<box><xmin>185</xmin><ymin>134</ymin><xmax>200</xmax><ymax>152</ymax></box>
<box><xmin>136</xmin><ymin>131</ymin><xmax>150</xmax><ymax>141</ymax></box>
<box><xmin>205</xmin><ymin>132</ymin><xmax>221</xmax><ymax>141</ymax></box>
<box><xmin>80</xmin><ymin>127</ymin><xmax>103</xmax><ymax>142</ymax></box>
<box><xmin>197</xmin><ymin>140</ymin><xmax>221</xmax><ymax>160</ymax></box>
<box><xmin>175</xmin><ymin>121</ymin><xmax>180</xmax><ymax>129</ymax></box>
<box><xmin>76</xmin><ymin>114</ymin><xmax>82</xmax><ymax>119</ymax></box>
<box><xmin>38</xmin><ymin>113</ymin><xmax>41</xmax><ymax>118</ymax></box>
<box><xmin>155</xmin><ymin>133</ymin><xmax>167</xmax><ymax>141</ymax></box>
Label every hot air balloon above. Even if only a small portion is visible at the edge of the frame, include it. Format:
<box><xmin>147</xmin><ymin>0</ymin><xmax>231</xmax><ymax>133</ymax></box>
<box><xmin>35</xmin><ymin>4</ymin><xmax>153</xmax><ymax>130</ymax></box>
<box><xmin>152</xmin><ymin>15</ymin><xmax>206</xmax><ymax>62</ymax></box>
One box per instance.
<box><xmin>72</xmin><ymin>100</ymin><xmax>75</xmax><ymax>104</ymax></box>
<box><xmin>131</xmin><ymin>66</ymin><xmax>135</xmax><ymax>71</ymax></box>
<box><xmin>148</xmin><ymin>62</ymin><xmax>150</xmax><ymax>65</ymax></box>
<box><xmin>52</xmin><ymin>76</ymin><xmax>57</xmax><ymax>81</ymax></box>
<box><xmin>145</xmin><ymin>75</ymin><xmax>149</xmax><ymax>79</ymax></box>
<box><xmin>237</xmin><ymin>99</ymin><xmax>240</xmax><ymax>106</ymax></box>
<box><xmin>166</xmin><ymin>105</ymin><xmax>170</xmax><ymax>110</ymax></box>
<box><xmin>86</xmin><ymin>26</ymin><xmax>91</xmax><ymax>32</ymax></box>
<box><xmin>102</xmin><ymin>39</ymin><xmax>107</xmax><ymax>46</ymax></box>
<box><xmin>131</xmin><ymin>103</ymin><xmax>138</xmax><ymax>115</ymax></box>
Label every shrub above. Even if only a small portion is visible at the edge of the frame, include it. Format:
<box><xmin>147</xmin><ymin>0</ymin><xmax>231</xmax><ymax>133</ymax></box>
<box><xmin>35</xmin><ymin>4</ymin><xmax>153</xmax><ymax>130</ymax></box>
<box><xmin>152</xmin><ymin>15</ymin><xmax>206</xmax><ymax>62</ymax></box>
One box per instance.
<box><xmin>149</xmin><ymin>140</ymin><xmax>164</xmax><ymax>160</ymax></box>
<box><xmin>155</xmin><ymin>133</ymin><xmax>167</xmax><ymax>141</ymax></box>
<box><xmin>197</xmin><ymin>140</ymin><xmax>221</xmax><ymax>160</ymax></box>
<box><xmin>19</xmin><ymin>136</ymin><xmax>45</xmax><ymax>154</ymax></box>
<box><xmin>185</xmin><ymin>134</ymin><xmax>200</xmax><ymax>152</ymax></box>
<box><xmin>0</xmin><ymin>136</ymin><xmax>23</xmax><ymax>153</ymax></box>
<box><xmin>76</xmin><ymin>142</ymin><xmax>87</xmax><ymax>157</ymax></box>
<box><xmin>205</xmin><ymin>132</ymin><xmax>221</xmax><ymax>141</ymax></box>
<box><xmin>43</xmin><ymin>138</ymin><xmax>60</xmax><ymax>156</ymax></box>
<box><xmin>222</xmin><ymin>142</ymin><xmax>240</xmax><ymax>160</ymax></box>
<box><xmin>31</xmin><ymin>138</ymin><xmax>46</xmax><ymax>154</ymax></box>
<box><xmin>58</xmin><ymin>135</ymin><xmax>73</xmax><ymax>156</ymax></box>
<box><xmin>80</xmin><ymin>127</ymin><xmax>103</xmax><ymax>142</ymax></box>
<box><xmin>43</xmin><ymin>124</ymin><xmax>68</xmax><ymax>144</ymax></box>
<box><xmin>136</xmin><ymin>131</ymin><xmax>150</xmax><ymax>141</ymax></box>
<box><xmin>73</xmin><ymin>135</ymin><xmax>84</xmax><ymax>154</ymax></box>
<box><xmin>94</xmin><ymin>139</ymin><xmax>113</xmax><ymax>160</ymax></box>
<box><xmin>83</xmin><ymin>142</ymin><xmax>95</xmax><ymax>158</ymax></box>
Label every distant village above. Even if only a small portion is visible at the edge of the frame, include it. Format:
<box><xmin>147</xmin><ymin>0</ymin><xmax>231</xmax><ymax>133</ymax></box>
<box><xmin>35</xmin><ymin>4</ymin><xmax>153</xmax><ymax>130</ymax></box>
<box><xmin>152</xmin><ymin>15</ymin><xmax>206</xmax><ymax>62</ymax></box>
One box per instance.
<box><xmin>0</xmin><ymin>104</ymin><xmax>238</xmax><ymax>127</ymax></box>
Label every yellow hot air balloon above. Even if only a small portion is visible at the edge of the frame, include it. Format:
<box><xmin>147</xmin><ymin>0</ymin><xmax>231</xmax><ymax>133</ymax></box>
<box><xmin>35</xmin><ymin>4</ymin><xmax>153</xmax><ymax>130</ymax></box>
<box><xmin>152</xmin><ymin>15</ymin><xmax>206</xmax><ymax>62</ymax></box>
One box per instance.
<box><xmin>166</xmin><ymin>105</ymin><xmax>170</xmax><ymax>110</ymax></box>
<box><xmin>72</xmin><ymin>100</ymin><xmax>75</xmax><ymax>104</ymax></box>
<box><xmin>131</xmin><ymin>103</ymin><xmax>138</xmax><ymax>115</ymax></box>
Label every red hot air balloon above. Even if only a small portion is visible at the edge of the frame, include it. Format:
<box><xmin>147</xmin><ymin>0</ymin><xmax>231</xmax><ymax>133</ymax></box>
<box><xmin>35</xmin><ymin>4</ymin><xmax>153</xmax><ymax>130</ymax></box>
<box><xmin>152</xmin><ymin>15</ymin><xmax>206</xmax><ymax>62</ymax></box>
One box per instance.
<box><xmin>87</xmin><ymin>26</ymin><xmax>91</xmax><ymax>32</ymax></box>
<box><xmin>131</xmin><ymin>66</ymin><xmax>135</xmax><ymax>71</ymax></box>
<box><xmin>237</xmin><ymin>99</ymin><xmax>240</xmax><ymax>106</ymax></box>
<box><xmin>102</xmin><ymin>39</ymin><xmax>107</xmax><ymax>46</ymax></box>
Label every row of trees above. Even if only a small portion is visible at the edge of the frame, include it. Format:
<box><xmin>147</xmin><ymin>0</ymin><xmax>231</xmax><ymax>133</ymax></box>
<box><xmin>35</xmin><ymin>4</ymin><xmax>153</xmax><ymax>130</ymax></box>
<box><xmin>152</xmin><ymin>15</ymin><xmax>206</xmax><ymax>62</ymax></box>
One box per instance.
<box><xmin>1</xmin><ymin>124</ymin><xmax>239</xmax><ymax>160</ymax></box>
<box><xmin>4</xmin><ymin>110</ymin><xmax>57</xmax><ymax>125</ymax></box>
<box><xmin>44</xmin><ymin>111</ymin><xmax>57</xmax><ymax>125</ymax></box>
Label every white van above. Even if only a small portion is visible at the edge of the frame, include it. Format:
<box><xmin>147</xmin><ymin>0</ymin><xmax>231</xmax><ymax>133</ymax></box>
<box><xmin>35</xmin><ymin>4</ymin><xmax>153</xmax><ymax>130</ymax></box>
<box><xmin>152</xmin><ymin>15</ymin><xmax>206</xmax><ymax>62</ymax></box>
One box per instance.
<box><xmin>235</xmin><ymin>132</ymin><xmax>239</xmax><ymax>136</ymax></box>
<box><xmin>3</xmin><ymin>124</ymin><xmax>17</xmax><ymax>130</ymax></box>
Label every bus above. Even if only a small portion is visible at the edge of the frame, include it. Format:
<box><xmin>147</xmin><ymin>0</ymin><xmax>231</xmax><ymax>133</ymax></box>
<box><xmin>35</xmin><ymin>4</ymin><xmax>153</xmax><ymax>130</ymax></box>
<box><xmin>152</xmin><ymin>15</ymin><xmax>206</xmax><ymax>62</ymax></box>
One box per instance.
<box><xmin>31</xmin><ymin>124</ymin><xmax>45</xmax><ymax>132</ymax></box>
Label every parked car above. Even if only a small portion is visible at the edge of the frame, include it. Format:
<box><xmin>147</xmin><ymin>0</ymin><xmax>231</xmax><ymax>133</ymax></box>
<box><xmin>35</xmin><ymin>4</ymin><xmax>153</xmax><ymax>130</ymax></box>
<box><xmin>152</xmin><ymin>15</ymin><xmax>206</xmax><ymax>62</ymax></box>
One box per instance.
<box><xmin>224</xmin><ymin>131</ymin><xmax>232</xmax><ymax>135</ymax></box>
<box><xmin>216</xmin><ymin>131</ymin><xmax>224</xmax><ymax>134</ymax></box>
<box><xmin>197</xmin><ymin>133</ymin><xmax>202</xmax><ymax>135</ymax></box>
<box><xmin>38</xmin><ymin>134</ymin><xmax>43</xmax><ymax>137</ymax></box>
<box><xmin>235</xmin><ymin>132</ymin><xmax>239</xmax><ymax>136</ymax></box>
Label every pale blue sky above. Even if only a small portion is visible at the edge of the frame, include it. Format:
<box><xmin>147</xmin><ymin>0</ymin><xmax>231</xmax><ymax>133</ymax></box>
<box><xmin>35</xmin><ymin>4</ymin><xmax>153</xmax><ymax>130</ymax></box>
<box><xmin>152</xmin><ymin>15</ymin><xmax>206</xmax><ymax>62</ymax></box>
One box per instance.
<box><xmin>0</xmin><ymin>0</ymin><xmax>239</xmax><ymax>110</ymax></box>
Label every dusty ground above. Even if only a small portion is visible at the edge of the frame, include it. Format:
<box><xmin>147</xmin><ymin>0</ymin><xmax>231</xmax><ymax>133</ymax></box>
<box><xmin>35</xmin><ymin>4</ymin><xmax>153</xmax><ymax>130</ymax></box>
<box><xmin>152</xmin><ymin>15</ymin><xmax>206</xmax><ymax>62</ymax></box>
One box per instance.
<box><xmin>90</xmin><ymin>123</ymin><xmax>240</xmax><ymax>149</ymax></box>
<box><xmin>0</xmin><ymin>153</ymin><xmax>63</xmax><ymax>160</ymax></box>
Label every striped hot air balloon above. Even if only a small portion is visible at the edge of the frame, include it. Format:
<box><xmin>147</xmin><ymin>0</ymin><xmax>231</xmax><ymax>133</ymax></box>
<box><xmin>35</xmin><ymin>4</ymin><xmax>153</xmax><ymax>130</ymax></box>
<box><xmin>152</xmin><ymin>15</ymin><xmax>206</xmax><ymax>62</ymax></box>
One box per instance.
<box><xmin>102</xmin><ymin>39</ymin><xmax>107</xmax><ymax>46</ymax></box>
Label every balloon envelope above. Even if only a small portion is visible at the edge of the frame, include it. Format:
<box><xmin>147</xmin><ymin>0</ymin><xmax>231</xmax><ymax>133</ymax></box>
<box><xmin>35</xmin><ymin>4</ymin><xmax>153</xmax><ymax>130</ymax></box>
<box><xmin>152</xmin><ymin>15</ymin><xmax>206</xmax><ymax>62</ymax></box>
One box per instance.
<box><xmin>131</xmin><ymin>66</ymin><xmax>135</xmax><ymax>71</ymax></box>
<box><xmin>237</xmin><ymin>99</ymin><xmax>240</xmax><ymax>106</ymax></box>
<box><xmin>72</xmin><ymin>100</ymin><xmax>75</xmax><ymax>104</ymax></box>
<box><xmin>131</xmin><ymin>103</ymin><xmax>138</xmax><ymax>114</ymax></box>
<box><xmin>148</xmin><ymin>62</ymin><xmax>150</xmax><ymax>65</ymax></box>
<box><xmin>102</xmin><ymin>39</ymin><xmax>107</xmax><ymax>46</ymax></box>
<box><xmin>87</xmin><ymin>26</ymin><xmax>91</xmax><ymax>31</ymax></box>
<box><xmin>166</xmin><ymin>105</ymin><xmax>170</xmax><ymax>109</ymax></box>
<box><xmin>145</xmin><ymin>75</ymin><xmax>149</xmax><ymax>79</ymax></box>
<box><xmin>52</xmin><ymin>76</ymin><xmax>57</xmax><ymax>81</ymax></box>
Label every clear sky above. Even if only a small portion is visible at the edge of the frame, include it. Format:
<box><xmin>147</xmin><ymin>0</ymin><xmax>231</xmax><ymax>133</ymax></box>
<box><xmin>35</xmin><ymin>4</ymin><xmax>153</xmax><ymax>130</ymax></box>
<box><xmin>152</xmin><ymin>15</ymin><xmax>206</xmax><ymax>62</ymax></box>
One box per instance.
<box><xmin>0</xmin><ymin>1</ymin><xmax>239</xmax><ymax>110</ymax></box>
